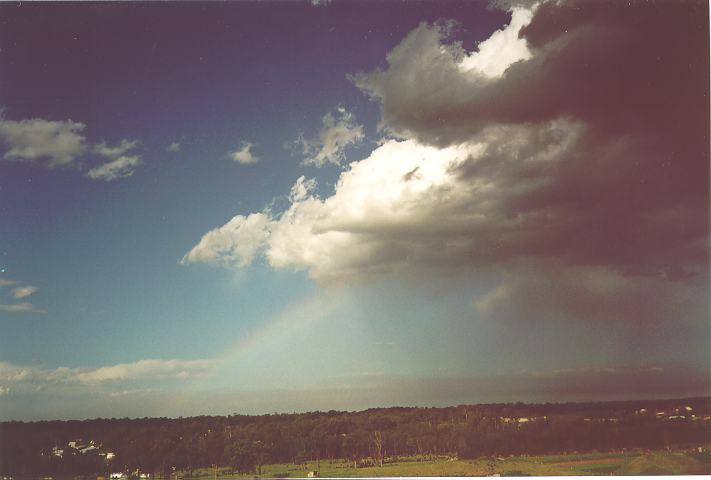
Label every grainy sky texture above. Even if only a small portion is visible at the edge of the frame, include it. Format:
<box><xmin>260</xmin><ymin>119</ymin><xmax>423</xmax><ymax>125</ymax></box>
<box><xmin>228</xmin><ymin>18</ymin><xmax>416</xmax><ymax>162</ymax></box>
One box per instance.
<box><xmin>0</xmin><ymin>0</ymin><xmax>708</xmax><ymax>420</ymax></box>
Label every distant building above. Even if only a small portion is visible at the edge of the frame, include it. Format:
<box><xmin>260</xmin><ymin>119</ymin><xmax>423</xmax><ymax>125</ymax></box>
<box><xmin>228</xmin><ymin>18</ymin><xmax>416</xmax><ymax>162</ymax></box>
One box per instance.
<box><xmin>501</xmin><ymin>416</ymin><xmax>539</xmax><ymax>424</ymax></box>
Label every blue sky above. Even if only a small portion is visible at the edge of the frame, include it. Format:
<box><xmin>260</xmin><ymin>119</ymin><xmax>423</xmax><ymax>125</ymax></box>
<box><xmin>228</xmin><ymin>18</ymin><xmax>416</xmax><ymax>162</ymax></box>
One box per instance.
<box><xmin>0</xmin><ymin>1</ymin><xmax>708</xmax><ymax>420</ymax></box>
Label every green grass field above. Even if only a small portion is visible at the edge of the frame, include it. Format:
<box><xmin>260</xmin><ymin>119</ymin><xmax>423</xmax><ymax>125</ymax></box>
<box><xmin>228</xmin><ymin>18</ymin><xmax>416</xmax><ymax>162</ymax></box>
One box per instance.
<box><xmin>186</xmin><ymin>446</ymin><xmax>711</xmax><ymax>477</ymax></box>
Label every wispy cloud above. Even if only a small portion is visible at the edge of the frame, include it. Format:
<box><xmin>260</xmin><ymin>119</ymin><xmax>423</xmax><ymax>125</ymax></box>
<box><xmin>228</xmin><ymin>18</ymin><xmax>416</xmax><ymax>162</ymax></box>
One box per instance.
<box><xmin>0</xmin><ymin>359</ymin><xmax>217</xmax><ymax>418</ymax></box>
<box><xmin>86</xmin><ymin>155</ymin><xmax>141</xmax><ymax>181</ymax></box>
<box><xmin>11</xmin><ymin>285</ymin><xmax>38</xmax><ymax>299</ymax></box>
<box><xmin>0</xmin><ymin>302</ymin><xmax>45</xmax><ymax>313</ymax></box>
<box><xmin>167</xmin><ymin>142</ymin><xmax>181</xmax><ymax>152</ymax></box>
<box><xmin>93</xmin><ymin>139</ymin><xmax>139</xmax><ymax>158</ymax></box>
<box><xmin>0</xmin><ymin>358</ymin><xmax>215</xmax><ymax>387</ymax></box>
<box><xmin>0</xmin><ymin>280</ymin><xmax>43</xmax><ymax>313</ymax></box>
<box><xmin>295</xmin><ymin>106</ymin><xmax>363</xmax><ymax>167</ymax></box>
<box><xmin>71</xmin><ymin>358</ymin><xmax>215</xmax><ymax>384</ymax></box>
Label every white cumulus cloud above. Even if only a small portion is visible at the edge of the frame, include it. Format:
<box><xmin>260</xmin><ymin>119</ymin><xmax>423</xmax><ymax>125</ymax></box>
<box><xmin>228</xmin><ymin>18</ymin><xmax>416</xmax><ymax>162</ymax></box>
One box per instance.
<box><xmin>458</xmin><ymin>7</ymin><xmax>533</xmax><ymax>78</ymax></box>
<box><xmin>0</xmin><ymin>118</ymin><xmax>87</xmax><ymax>167</ymax></box>
<box><xmin>181</xmin><ymin>212</ymin><xmax>273</xmax><ymax>268</ymax></box>
<box><xmin>0</xmin><ymin>114</ymin><xmax>143</xmax><ymax>180</ymax></box>
<box><xmin>230</xmin><ymin>141</ymin><xmax>259</xmax><ymax>164</ymax></box>
<box><xmin>185</xmin><ymin>119</ymin><xmax>588</xmax><ymax>282</ymax></box>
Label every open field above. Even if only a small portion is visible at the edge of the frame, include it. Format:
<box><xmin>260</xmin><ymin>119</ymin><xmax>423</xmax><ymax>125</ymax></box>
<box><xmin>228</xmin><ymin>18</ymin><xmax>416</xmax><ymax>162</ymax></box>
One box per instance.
<box><xmin>186</xmin><ymin>446</ymin><xmax>711</xmax><ymax>477</ymax></box>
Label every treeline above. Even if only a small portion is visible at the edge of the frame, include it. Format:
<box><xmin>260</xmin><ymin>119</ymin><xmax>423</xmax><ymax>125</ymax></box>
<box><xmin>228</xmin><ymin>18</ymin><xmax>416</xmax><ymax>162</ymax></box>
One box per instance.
<box><xmin>1</xmin><ymin>397</ymin><xmax>709</xmax><ymax>477</ymax></box>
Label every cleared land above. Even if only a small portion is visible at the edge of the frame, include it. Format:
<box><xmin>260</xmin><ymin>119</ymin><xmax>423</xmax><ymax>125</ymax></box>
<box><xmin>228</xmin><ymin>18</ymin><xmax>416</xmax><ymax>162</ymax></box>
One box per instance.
<box><xmin>187</xmin><ymin>446</ymin><xmax>711</xmax><ymax>477</ymax></box>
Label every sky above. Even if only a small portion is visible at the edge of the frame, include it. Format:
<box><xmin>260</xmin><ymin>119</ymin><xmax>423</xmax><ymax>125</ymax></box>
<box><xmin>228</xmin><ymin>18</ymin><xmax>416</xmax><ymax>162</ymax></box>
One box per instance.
<box><xmin>0</xmin><ymin>0</ymin><xmax>708</xmax><ymax>421</ymax></box>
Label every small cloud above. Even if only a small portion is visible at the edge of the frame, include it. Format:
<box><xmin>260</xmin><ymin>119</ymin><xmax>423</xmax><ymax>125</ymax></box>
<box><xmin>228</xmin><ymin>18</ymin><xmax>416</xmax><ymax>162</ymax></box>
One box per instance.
<box><xmin>296</xmin><ymin>106</ymin><xmax>364</xmax><ymax>167</ymax></box>
<box><xmin>92</xmin><ymin>139</ymin><xmax>139</xmax><ymax>158</ymax></box>
<box><xmin>0</xmin><ymin>302</ymin><xmax>45</xmax><ymax>313</ymax></box>
<box><xmin>0</xmin><ymin>386</ymin><xmax>9</xmax><ymax>397</ymax></box>
<box><xmin>11</xmin><ymin>285</ymin><xmax>38</xmax><ymax>299</ymax></box>
<box><xmin>167</xmin><ymin>142</ymin><xmax>181</xmax><ymax>152</ymax></box>
<box><xmin>310</xmin><ymin>0</ymin><xmax>332</xmax><ymax>5</ymax></box>
<box><xmin>0</xmin><ymin>117</ymin><xmax>87</xmax><ymax>168</ymax></box>
<box><xmin>0</xmin><ymin>279</ymin><xmax>18</xmax><ymax>287</ymax></box>
<box><xmin>230</xmin><ymin>141</ymin><xmax>259</xmax><ymax>164</ymax></box>
<box><xmin>86</xmin><ymin>155</ymin><xmax>141</xmax><ymax>181</ymax></box>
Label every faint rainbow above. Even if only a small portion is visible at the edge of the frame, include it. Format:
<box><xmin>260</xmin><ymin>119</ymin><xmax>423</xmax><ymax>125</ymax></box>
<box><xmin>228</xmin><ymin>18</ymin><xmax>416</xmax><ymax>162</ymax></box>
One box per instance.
<box><xmin>160</xmin><ymin>288</ymin><xmax>349</xmax><ymax>416</ymax></box>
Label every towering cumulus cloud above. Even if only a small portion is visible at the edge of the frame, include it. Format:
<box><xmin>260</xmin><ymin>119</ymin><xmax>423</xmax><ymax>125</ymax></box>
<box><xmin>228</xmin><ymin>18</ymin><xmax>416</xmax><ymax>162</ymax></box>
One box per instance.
<box><xmin>184</xmin><ymin>1</ymin><xmax>708</xmax><ymax>327</ymax></box>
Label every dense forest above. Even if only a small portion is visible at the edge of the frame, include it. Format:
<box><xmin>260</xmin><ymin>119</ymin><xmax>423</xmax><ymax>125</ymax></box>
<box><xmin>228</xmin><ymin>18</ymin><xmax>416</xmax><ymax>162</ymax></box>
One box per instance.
<box><xmin>1</xmin><ymin>397</ymin><xmax>709</xmax><ymax>477</ymax></box>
